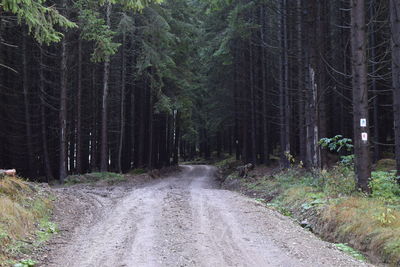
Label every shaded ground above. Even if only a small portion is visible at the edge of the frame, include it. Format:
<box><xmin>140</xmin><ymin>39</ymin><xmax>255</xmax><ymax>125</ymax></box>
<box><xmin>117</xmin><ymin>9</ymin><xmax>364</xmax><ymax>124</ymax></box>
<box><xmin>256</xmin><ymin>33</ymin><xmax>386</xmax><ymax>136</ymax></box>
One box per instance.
<box><xmin>40</xmin><ymin>165</ymin><xmax>370</xmax><ymax>266</ymax></box>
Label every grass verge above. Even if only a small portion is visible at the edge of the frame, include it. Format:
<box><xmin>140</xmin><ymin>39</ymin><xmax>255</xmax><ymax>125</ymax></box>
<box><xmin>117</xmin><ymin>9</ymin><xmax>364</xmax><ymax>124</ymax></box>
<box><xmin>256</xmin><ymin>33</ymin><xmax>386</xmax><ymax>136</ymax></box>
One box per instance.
<box><xmin>64</xmin><ymin>172</ymin><xmax>126</xmax><ymax>185</ymax></box>
<box><xmin>0</xmin><ymin>176</ymin><xmax>56</xmax><ymax>266</ymax></box>
<box><xmin>219</xmin><ymin>161</ymin><xmax>400</xmax><ymax>266</ymax></box>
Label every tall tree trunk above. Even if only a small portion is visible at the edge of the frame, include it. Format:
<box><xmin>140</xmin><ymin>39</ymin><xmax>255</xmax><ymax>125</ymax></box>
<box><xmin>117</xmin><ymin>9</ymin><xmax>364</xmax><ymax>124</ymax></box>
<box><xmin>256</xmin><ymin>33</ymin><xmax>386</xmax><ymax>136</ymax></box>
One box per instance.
<box><xmin>233</xmin><ymin>49</ymin><xmax>241</xmax><ymax>160</ymax></box>
<box><xmin>351</xmin><ymin>0</ymin><xmax>371</xmax><ymax>193</ymax></box>
<box><xmin>76</xmin><ymin>39</ymin><xmax>83</xmax><ymax>174</ymax></box>
<box><xmin>147</xmin><ymin>86</ymin><xmax>154</xmax><ymax>168</ymax></box>
<box><xmin>369</xmin><ymin>0</ymin><xmax>379</xmax><ymax>163</ymax></box>
<box><xmin>59</xmin><ymin>24</ymin><xmax>68</xmax><ymax>182</ymax></box>
<box><xmin>390</xmin><ymin>0</ymin><xmax>400</xmax><ymax>180</ymax></box>
<box><xmin>39</xmin><ymin>47</ymin><xmax>53</xmax><ymax>180</ymax></box>
<box><xmin>317</xmin><ymin>1</ymin><xmax>328</xmax><ymax>169</ymax></box>
<box><xmin>304</xmin><ymin>55</ymin><xmax>313</xmax><ymax>167</ymax></box>
<box><xmin>138</xmin><ymin>87</ymin><xmax>146</xmax><ymax>168</ymax></box>
<box><xmin>166</xmin><ymin>116</ymin><xmax>172</xmax><ymax>165</ymax></box>
<box><xmin>279</xmin><ymin>0</ymin><xmax>286</xmax><ymax>167</ymax></box>
<box><xmin>260</xmin><ymin>5</ymin><xmax>269</xmax><ymax>165</ymax></box>
<box><xmin>304</xmin><ymin>0</ymin><xmax>319</xmax><ymax>169</ymax></box>
<box><xmin>283</xmin><ymin>0</ymin><xmax>290</xmax><ymax>166</ymax></box>
<box><xmin>100</xmin><ymin>2</ymin><xmax>112</xmax><ymax>172</ymax></box>
<box><xmin>68</xmin><ymin>118</ymin><xmax>75</xmax><ymax>173</ymax></box>
<box><xmin>297</xmin><ymin>0</ymin><xmax>306</xmax><ymax>165</ymax></box>
<box><xmin>279</xmin><ymin>0</ymin><xmax>290</xmax><ymax>167</ymax></box>
<box><xmin>90</xmin><ymin>66</ymin><xmax>98</xmax><ymax>171</ymax></box>
<box><xmin>22</xmin><ymin>32</ymin><xmax>34</xmax><ymax>176</ymax></box>
<box><xmin>310</xmin><ymin>66</ymin><xmax>319</xmax><ymax>168</ymax></box>
<box><xmin>129</xmin><ymin>40</ymin><xmax>136</xmax><ymax>168</ymax></box>
<box><xmin>118</xmin><ymin>31</ymin><xmax>127</xmax><ymax>173</ymax></box>
<box><xmin>0</xmin><ymin>18</ymin><xmax>3</xmax><ymax>169</ymax></box>
<box><xmin>249</xmin><ymin>38</ymin><xmax>257</xmax><ymax>164</ymax></box>
<box><xmin>173</xmin><ymin>112</ymin><xmax>180</xmax><ymax>165</ymax></box>
<box><xmin>130</xmin><ymin>86</ymin><xmax>135</xmax><ymax>168</ymax></box>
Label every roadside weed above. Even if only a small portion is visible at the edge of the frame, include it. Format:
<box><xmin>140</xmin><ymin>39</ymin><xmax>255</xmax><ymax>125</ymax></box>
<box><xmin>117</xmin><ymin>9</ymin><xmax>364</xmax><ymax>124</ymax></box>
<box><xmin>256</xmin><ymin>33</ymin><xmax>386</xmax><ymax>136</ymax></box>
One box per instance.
<box><xmin>335</xmin><ymin>243</ymin><xmax>366</xmax><ymax>261</ymax></box>
<box><xmin>13</xmin><ymin>259</ymin><xmax>37</xmax><ymax>267</ymax></box>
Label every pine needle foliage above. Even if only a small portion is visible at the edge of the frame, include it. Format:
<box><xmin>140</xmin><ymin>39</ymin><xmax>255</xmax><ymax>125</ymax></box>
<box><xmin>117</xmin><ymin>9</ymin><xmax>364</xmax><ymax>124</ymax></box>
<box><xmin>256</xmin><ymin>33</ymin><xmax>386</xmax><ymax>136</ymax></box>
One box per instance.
<box><xmin>0</xmin><ymin>0</ymin><xmax>76</xmax><ymax>44</ymax></box>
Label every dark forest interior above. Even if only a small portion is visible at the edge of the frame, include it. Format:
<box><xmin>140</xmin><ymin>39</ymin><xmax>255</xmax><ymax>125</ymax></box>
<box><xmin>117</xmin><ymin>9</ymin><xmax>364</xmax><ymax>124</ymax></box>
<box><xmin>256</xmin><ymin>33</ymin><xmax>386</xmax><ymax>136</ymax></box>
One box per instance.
<box><xmin>1</xmin><ymin>0</ymin><xmax>400</xmax><ymax>192</ymax></box>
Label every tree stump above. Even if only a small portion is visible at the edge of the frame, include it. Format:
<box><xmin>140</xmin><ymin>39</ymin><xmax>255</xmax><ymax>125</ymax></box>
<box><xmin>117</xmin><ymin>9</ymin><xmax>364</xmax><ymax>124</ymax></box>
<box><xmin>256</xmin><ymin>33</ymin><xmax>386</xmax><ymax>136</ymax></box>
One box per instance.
<box><xmin>0</xmin><ymin>169</ymin><xmax>16</xmax><ymax>178</ymax></box>
<box><xmin>237</xmin><ymin>164</ymin><xmax>254</xmax><ymax>178</ymax></box>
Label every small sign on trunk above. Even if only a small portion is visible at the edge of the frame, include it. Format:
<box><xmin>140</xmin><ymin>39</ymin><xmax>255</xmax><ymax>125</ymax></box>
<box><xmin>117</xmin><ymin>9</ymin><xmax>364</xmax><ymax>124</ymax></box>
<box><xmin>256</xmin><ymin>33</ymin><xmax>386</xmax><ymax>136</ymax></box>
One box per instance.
<box><xmin>360</xmin><ymin>118</ymin><xmax>367</xmax><ymax>127</ymax></box>
<box><xmin>361</xmin><ymin>132</ymin><xmax>368</xmax><ymax>141</ymax></box>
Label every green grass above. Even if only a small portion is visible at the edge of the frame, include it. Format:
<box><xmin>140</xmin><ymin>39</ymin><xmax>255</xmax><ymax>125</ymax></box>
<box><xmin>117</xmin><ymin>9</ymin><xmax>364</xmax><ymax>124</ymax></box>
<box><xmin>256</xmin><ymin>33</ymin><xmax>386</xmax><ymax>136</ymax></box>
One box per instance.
<box><xmin>36</xmin><ymin>219</ymin><xmax>58</xmax><ymax>244</ymax></box>
<box><xmin>129</xmin><ymin>168</ymin><xmax>147</xmax><ymax>175</ymax></box>
<box><xmin>0</xmin><ymin>176</ymin><xmax>55</xmax><ymax>266</ymax></box>
<box><xmin>214</xmin><ymin>156</ymin><xmax>238</xmax><ymax>168</ymax></box>
<box><xmin>65</xmin><ymin>172</ymin><xmax>126</xmax><ymax>185</ymax></box>
<box><xmin>181</xmin><ymin>157</ymin><xmax>210</xmax><ymax>165</ymax></box>
<box><xmin>13</xmin><ymin>259</ymin><xmax>37</xmax><ymax>267</ymax></box>
<box><xmin>335</xmin><ymin>243</ymin><xmax>366</xmax><ymax>261</ymax></box>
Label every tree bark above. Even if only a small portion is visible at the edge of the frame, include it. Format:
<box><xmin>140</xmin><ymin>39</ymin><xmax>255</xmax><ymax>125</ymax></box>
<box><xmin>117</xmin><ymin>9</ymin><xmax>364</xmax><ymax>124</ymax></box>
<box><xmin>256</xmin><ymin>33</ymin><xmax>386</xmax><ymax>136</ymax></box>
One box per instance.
<box><xmin>351</xmin><ymin>0</ymin><xmax>371</xmax><ymax>193</ymax></box>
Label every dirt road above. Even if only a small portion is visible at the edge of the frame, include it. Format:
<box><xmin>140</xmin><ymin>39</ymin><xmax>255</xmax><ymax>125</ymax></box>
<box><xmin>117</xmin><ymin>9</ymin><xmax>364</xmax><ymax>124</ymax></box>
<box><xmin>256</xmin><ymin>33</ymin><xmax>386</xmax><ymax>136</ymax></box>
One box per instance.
<box><xmin>44</xmin><ymin>165</ymin><xmax>369</xmax><ymax>267</ymax></box>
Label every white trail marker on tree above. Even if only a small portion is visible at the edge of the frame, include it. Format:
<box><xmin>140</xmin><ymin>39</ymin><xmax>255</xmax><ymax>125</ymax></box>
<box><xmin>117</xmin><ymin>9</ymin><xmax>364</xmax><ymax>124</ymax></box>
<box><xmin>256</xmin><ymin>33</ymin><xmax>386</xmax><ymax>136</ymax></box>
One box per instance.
<box><xmin>362</xmin><ymin>132</ymin><xmax>368</xmax><ymax>142</ymax></box>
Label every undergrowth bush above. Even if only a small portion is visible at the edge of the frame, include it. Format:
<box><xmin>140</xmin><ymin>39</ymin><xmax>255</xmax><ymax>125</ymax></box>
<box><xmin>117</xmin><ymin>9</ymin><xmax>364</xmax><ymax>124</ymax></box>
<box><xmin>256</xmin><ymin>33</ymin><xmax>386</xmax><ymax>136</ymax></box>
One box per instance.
<box><xmin>370</xmin><ymin>171</ymin><xmax>400</xmax><ymax>203</ymax></box>
<box><xmin>320</xmin><ymin>164</ymin><xmax>356</xmax><ymax>197</ymax></box>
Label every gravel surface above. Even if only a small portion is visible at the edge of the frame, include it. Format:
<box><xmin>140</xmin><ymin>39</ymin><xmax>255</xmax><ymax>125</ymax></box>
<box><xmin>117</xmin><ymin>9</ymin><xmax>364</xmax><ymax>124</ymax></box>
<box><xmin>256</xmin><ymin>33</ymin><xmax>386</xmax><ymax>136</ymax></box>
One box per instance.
<box><xmin>41</xmin><ymin>165</ymin><xmax>371</xmax><ymax>267</ymax></box>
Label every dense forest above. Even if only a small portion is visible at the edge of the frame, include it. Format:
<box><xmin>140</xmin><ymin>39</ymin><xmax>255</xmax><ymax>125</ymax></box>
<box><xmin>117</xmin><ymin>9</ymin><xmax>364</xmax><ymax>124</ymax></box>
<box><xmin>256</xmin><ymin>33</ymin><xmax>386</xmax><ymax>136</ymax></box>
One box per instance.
<box><xmin>0</xmin><ymin>0</ymin><xmax>399</xmax><ymax>191</ymax></box>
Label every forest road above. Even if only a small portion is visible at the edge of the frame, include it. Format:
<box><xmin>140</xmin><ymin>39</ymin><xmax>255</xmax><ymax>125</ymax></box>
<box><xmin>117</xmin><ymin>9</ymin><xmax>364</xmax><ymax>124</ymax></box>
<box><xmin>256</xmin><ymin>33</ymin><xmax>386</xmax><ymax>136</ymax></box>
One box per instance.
<box><xmin>45</xmin><ymin>165</ymin><xmax>370</xmax><ymax>267</ymax></box>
